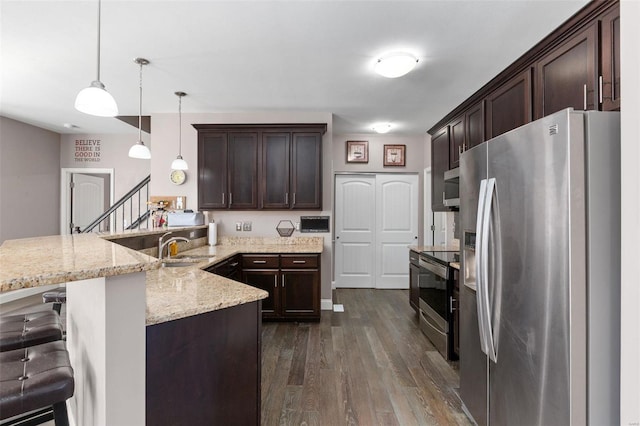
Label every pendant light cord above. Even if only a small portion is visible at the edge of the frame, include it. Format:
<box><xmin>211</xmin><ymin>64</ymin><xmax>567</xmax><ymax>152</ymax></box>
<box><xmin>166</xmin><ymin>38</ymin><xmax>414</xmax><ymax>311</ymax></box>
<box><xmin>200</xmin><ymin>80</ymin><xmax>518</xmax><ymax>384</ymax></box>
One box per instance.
<box><xmin>178</xmin><ymin>95</ymin><xmax>182</xmax><ymax>156</ymax></box>
<box><xmin>96</xmin><ymin>0</ymin><xmax>102</xmax><ymax>82</ymax></box>
<box><xmin>138</xmin><ymin>61</ymin><xmax>143</xmax><ymax>142</ymax></box>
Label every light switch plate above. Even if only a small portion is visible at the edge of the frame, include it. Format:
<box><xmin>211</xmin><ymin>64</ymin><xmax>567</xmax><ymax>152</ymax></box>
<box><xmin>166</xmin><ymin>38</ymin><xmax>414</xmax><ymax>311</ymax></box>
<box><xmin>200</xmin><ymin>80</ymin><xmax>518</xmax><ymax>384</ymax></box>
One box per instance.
<box><xmin>242</xmin><ymin>221</ymin><xmax>252</xmax><ymax>231</ymax></box>
<box><xmin>235</xmin><ymin>222</ymin><xmax>242</xmax><ymax>231</ymax></box>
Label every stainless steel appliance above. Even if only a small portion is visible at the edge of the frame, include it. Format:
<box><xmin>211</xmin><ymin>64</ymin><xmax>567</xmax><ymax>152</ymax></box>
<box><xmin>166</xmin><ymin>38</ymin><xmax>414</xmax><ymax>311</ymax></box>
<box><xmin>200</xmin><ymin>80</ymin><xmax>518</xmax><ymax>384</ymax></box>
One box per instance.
<box><xmin>459</xmin><ymin>109</ymin><xmax>620</xmax><ymax>425</ymax></box>
<box><xmin>443</xmin><ymin>167</ymin><xmax>460</xmax><ymax>208</ymax></box>
<box><xmin>418</xmin><ymin>250</ymin><xmax>458</xmax><ymax>360</ymax></box>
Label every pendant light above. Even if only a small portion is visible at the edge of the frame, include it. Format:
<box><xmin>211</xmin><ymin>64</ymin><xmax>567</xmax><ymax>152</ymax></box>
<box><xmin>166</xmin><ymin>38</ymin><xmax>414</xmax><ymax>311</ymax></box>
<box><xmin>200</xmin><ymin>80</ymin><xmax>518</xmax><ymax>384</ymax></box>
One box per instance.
<box><xmin>128</xmin><ymin>58</ymin><xmax>151</xmax><ymax>159</ymax></box>
<box><xmin>171</xmin><ymin>92</ymin><xmax>188</xmax><ymax>170</ymax></box>
<box><xmin>75</xmin><ymin>0</ymin><xmax>118</xmax><ymax>116</ymax></box>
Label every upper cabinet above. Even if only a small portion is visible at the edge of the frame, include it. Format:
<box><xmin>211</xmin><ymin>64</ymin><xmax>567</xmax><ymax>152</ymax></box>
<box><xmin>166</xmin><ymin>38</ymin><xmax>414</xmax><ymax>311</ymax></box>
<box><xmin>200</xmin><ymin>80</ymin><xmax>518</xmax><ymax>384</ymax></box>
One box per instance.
<box><xmin>534</xmin><ymin>23</ymin><xmax>598</xmax><ymax>119</ymax></box>
<box><xmin>195</xmin><ymin>124</ymin><xmax>326</xmax><ymax>211</ymax></box>
<box><xmin>601</xmin><ymin>7</ymin><xmax>620</xmax><ymax>111</ymax></box>
<box><xmin>431</xmin><ymin>126</ymin><xmax>450</xmax><ymax>212</ymax></box>
<box><xmin>427</xmin><ymin>1</ymin><xmax>620</xmax><ymax>212</ymax></box>
<box><xmin>486</xmin><ymin>69</ymin><xmax>532</xmax><ymax>139</ymax></box>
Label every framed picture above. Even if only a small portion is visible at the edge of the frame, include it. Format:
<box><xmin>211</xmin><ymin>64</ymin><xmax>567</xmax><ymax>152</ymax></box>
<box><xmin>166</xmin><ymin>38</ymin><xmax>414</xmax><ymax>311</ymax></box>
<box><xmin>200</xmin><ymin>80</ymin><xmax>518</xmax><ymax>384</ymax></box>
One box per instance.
<box><xmin>346</xmin><ymin>140</ymin><xmax>369</xmax><ymax>163</ymax></box>
<box><xmin>383</xmin><ymin>144</ymin><xmax>406</xmax><ymax>166</ymax></box>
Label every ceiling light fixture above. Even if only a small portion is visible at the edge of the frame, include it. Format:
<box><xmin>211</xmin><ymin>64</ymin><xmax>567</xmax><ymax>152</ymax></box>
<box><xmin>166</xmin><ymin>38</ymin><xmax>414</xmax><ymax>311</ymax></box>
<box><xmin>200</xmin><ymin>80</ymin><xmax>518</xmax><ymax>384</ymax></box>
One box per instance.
<box><xmin>128</xmin><ymin>58</ymin><xmax>151</xmax><ymax>159</ymax></box>
<box><xmin>171</xmin><ymin>92</ymin><xmax>188</xmax><ymax>170</ymax></box>
<box><xmin>74</xmin><ymin>0</ymin><xmax>118</xmax><ymax>116</ymax></box>
<box><xmin>374</xmin><ymin>52</ymin><xmax>418</xmax><ymax>78</ymax></box>
<box><xmin>372</xmin><ymin>123</ymin><xmax>392</xmax><ymax>134</ymax></box>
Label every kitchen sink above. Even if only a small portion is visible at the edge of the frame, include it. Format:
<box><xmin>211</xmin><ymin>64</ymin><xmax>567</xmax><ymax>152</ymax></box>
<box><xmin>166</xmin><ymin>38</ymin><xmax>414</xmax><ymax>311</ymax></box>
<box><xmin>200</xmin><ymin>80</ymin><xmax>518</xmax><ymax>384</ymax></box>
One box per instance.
<box><xmin>172</xmin><ymin>254</ymin><xmax>215</xmax><ymax>259</ymax></box>
<box><xmin>161</xmin><ymin>261</ymin><xmax>199</xmax><ymax>268</ymax></box>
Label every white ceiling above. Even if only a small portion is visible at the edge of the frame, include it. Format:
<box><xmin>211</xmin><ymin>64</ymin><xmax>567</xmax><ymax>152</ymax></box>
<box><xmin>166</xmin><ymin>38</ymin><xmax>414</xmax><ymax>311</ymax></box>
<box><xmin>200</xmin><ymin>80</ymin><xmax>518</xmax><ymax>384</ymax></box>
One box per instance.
<box><xmin>1</xmin><ymin>0</ymin><xmax>589</xmax><ymax>136</ymax></box>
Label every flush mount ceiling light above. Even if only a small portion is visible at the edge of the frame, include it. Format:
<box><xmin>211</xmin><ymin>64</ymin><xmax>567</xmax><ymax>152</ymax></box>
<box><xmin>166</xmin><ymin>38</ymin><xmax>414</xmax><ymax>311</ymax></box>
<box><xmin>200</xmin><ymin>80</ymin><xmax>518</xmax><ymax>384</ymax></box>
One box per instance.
<box><xmin>74</xmin><ymin>0</ymin><xmax>118</xmax><ymax>117</ymax></box>
<box><xmin>128</xmin><ymin>58</ymin><xmax>151</xmax><ymax>159</ymax></box>
<box><xmin>372</xmin><ymin>123</ymin><xmax>392</xmax><ymax>134</ymax></box>
<box><xmin>374</xmin><ymin>52</ymin><xmax>418</xmax><ymax>78</ymax></box>
<box><xmin>171</xmin><ymin>91</ymin><xmax>188</xmax><ymax>170</ymax></box>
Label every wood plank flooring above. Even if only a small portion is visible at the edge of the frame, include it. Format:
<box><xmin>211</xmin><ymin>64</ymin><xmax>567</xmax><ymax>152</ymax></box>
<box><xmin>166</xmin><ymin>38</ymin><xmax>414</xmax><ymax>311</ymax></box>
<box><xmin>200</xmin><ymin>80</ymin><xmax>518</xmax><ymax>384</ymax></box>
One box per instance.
<box><xmin>261</xmin><ymin>289</ymin><xmax>472</xmax><ymax>426</ymax></box>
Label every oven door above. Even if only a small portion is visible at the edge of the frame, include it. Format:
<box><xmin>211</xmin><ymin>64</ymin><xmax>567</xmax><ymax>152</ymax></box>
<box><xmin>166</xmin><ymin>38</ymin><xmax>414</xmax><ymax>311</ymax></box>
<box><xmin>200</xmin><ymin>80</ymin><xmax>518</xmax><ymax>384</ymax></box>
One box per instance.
<box><xmin>418</xmin><ymin>256</ymin><xmax>450</xmax><ymax>358</ymax></box>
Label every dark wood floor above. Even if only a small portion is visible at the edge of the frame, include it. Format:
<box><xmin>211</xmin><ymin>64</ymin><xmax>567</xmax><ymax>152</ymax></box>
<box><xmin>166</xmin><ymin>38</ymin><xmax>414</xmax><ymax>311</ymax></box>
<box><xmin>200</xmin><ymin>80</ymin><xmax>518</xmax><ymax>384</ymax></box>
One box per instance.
<box><xmin>261</xmin><ymin>289</ymin><xmax>471</xmax><ymax>426</ymax></box>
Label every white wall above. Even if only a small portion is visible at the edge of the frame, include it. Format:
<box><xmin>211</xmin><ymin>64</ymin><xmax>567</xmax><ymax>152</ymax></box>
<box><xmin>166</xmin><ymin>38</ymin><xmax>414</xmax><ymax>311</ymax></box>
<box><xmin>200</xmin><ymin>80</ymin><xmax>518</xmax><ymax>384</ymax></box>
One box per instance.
<box><xmin>150</xmin><ymin>111</ymin><xmax>335</xmax><ymax>301</ymax></box>
<box><xmin>620</xmin><ymin>1</ymin><xmax>640</xmax><ymax>423</ymax></box>
<box><xmin>60</xmin><ymin>133</ymin><xmax>150</xmax><ymax>202</ymax></box>
<box><xmin>0</xmin><ymin>116</ymin><xmax>60</xmax><ymax>242</ymax></box>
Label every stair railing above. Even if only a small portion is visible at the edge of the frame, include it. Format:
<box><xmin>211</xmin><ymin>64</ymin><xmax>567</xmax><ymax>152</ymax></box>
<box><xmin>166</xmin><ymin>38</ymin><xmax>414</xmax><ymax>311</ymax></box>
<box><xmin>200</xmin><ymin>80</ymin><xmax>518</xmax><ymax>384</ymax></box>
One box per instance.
<box><xmin>81</xmin><ymin>175</ymin><xmax>151</xmax><ymax>233</ymax></box>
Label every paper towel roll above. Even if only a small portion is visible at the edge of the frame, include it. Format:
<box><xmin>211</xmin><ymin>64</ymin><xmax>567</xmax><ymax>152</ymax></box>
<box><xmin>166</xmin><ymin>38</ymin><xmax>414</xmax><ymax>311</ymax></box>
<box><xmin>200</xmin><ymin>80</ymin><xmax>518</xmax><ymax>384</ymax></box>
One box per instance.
<box><xmin>208</xmin><ymin>222</ymin><xmax>217</xmax><ymax>246</ymax></box>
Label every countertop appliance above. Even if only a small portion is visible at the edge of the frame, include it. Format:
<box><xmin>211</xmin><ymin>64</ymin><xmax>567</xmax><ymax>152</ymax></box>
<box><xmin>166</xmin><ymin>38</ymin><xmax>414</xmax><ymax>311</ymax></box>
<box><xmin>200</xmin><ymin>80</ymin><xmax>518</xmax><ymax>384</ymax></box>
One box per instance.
<box><xmin>459</xmin><ymin>109</ymin><xmax>620</xmax><ymax>425</ymax></box>
<box><xmin>418</xmin><ymin>250</ymin><xmax>459</xmax><ymax>360</ymax></box>
<box><xmin>443</xmin><ymin>167</ymin><xmax>460</xmax><ymax>208</ymax></box>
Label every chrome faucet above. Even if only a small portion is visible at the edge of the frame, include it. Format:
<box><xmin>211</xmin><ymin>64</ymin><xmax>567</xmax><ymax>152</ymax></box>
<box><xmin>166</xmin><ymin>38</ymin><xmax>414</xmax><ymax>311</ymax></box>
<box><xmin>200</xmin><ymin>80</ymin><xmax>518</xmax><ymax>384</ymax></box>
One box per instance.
<box><xmin>158</xmin><ymin>231</ymin><xmax>190</xmax><ymax>260</ymax></box>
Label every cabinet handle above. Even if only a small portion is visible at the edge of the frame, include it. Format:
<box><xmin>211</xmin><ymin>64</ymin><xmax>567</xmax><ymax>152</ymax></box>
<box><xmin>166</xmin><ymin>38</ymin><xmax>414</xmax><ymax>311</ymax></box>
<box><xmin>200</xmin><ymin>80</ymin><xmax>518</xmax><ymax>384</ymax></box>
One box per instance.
<box><xmin>293</xmin><ymin>193</ymin><xmax>296</xmax><ymax>205</ymax></box>
<box><xmin>222</xmin><ymin>192</ymin><xmax>225</xmax><ymax>204</ymax></box>
<box><xmin>292</xmin><ymin>260</ymin><xmax>306</xmax><ymax>264</ymax></box>
<box><xmin>583</xmin><ymin>84</ymin><xmax>587</xmax><ymax>110</ymax></box>
<box><xmin>253</xmin><ymin>260</ymin><xmax>267</xmax><ymax>264</ymax></box>
<box><xmin>229</xmin><ymin>262</ymin><xmax>239</xmax><ymax>267</ymax></box>
<box><xmin>599</xmin><ymin>75</ymin><xmax>603</xmax><ymax>104</ymax></box>
<box><xmin>458</xmin><ymin>145</ymin><xmax>463</xmax><ymax>155</ymax></box>
<box><xmin>229</xmin><ymin>193</ymin><xmax>233</xmax><ymax>205</ymax></box>
<box><xmin>282</xmin><ymin>276</ymin><xmax>285</xmax><ymax>288</ymax></box>
<box><xmin>274</xmin><ymin>276</ymin><xmax>278</xmax><ymax>288</ymax></box>
<box><xmin>450</xmin><ymin>296</ymin><xmax>457</xmax><ymax>313</ymax></box>
<box><xmin>285</xmin><ymin>193</ymin><xmax>289</xmax><ymax>204</ymax></box>
<box><xmin>442</xmin><ymin>192</ymin><xmax>446</xmax><ymax>204</ymax></box>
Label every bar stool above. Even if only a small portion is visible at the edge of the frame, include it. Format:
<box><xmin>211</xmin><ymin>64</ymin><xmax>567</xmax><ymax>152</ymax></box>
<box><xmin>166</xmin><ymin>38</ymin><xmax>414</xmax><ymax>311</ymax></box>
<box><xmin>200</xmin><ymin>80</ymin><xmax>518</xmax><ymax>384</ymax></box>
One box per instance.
<box><xmin>0</xmin><ymin>340</ymin><xmax>75</xmax><ymax>426</ymax></box>
<box><xmin>42</xmin><ymin>289</ymin><xmax>66</xmax><ymax>315</ymax></box>
<box><xmin>0</xmin><ymin>310</ymin><xmax>63</xmax><ymax>352</ymax></box>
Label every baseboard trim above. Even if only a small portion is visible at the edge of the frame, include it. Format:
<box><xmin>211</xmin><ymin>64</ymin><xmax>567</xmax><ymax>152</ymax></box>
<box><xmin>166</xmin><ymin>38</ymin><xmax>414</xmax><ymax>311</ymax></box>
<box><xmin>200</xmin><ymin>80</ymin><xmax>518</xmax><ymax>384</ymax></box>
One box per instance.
<box><xmin>321</xmin><ymin>299</ymin><xmax>333</xmax><ymax>311</ymax></box>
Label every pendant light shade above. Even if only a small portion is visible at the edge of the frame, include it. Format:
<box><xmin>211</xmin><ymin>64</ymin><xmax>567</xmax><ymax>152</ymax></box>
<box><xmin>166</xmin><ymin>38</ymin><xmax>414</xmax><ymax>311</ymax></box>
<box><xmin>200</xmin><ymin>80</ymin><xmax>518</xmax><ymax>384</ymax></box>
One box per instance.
<box><xmin>129</xmin><ymin>58</ymin><xmax>151</xmax><ymax>160</ymax></box>
<box><xmin>171</xmin><ymin>91</ymin><xmax>188</xmax><ymax>170</ymax></box>
<box><xmin>374</xmin><ymin>52</ymin><xmax>418</xmax><ymax>78</ymax></box>
<box><xmin>75</xmin><ymin>0</ymin><xmax>118</xmax><ymax>116</ymax></box>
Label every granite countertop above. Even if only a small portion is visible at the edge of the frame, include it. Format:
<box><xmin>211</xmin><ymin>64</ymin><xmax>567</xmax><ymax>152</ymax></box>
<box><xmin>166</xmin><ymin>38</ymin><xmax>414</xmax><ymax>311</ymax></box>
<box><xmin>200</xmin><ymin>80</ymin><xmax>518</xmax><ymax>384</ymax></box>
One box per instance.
<box><xmin>0</xmin><ymin>234</ymin><xmax>160</xmax><ymax>292</ymax></box>
<box><xmin>450</xmin><ymin>262</ymin><xmax>460</xmax><ymax>270</ymax></box>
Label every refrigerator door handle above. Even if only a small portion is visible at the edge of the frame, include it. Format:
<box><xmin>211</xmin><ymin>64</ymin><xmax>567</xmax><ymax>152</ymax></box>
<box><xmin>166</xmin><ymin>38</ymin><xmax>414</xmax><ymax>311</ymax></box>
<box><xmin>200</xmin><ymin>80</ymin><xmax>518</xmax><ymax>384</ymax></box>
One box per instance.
<box><xmin>475</xmin><ymin>179</ymin><xmax>490</xmax><ymax>355</ymax></box>
<box><xmin>481</xmin><ymin>178</ymin><xmax>498</xmax><ymax>362</ymax></box>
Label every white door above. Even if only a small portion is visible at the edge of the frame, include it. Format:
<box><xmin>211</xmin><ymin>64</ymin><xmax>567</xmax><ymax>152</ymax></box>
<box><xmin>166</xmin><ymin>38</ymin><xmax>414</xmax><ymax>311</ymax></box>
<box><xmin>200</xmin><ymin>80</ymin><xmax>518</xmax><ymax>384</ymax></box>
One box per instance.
<box><xmin>71</xmin><ymin>173</ymin><xmax>106</xmax><ymax>233</ymax></box>
<box><xmin>335</xmin><ymin>175</ymin><xmax>376</xmax><ymax>288</ymax></box>
<box><xmin>375</xmin><ymin>174</ymin><xmax>419</xmax><ymax>288</ymax></box>
<box><xmin>335</xmin><ymin>173</ymin><xmax>419</xmax><ymax>289</ymax></box>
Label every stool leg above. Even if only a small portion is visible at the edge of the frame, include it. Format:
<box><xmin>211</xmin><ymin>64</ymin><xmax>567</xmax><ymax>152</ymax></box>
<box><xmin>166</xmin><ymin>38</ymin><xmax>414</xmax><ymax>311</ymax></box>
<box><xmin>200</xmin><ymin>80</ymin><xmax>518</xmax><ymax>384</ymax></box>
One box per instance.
<box><xmin>53</xmin><ymin>302</ymin><xmax>62</xmax><ymax>315</ymax></box>
<box><xmin>52</xmin><ymin>401</ymin><xmax>69</xmax><ymax>426</ymax></box>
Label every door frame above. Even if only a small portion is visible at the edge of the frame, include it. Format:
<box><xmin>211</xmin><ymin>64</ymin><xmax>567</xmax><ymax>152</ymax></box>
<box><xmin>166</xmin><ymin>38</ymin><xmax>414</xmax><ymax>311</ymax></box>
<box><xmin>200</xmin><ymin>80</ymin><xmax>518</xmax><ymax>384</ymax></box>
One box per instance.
<box><xmin>60</xmin><ymin>168</ymin><xmax>114</xmax><ymax>234</ymax></box>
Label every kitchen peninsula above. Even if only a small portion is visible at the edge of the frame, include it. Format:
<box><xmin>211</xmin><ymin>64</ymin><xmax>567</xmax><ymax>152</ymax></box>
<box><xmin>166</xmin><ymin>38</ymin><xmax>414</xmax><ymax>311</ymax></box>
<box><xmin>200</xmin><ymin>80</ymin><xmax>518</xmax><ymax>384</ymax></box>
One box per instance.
<box><xmin>0</xmin><ymin>228</ymin><xmax>321</xmax><ymax>425</ymax></box>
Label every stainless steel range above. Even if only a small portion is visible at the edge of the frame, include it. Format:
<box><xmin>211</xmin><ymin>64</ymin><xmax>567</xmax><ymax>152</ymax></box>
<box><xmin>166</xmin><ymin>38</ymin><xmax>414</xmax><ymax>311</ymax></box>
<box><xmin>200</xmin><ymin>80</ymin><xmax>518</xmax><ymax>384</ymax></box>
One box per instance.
<box><xmin>418</xmin><ymin>250</ymin><xmax>458</xmax><ymax>360</ymax></box>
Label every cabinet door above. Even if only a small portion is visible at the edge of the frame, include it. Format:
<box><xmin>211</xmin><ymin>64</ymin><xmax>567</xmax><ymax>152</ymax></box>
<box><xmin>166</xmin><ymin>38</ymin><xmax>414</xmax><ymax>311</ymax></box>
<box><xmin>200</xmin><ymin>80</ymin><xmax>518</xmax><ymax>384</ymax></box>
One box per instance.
<box><xmin>431</xmin><ymin>126</ymin><xmax>449</xmax><ymax>212</ymax></box>
<box><xmin>261</xmin><ymin>132</ymin><xmax>291</xmax><ymax>209</ymax></box>
<box><xmin>281</xmin><ymin>269</ymin><xmax>320</xmax><ymax>319</ymax></box>
<box><xmin>449</xmin><ymin>116</ymin><xmax>465</xmax><ymax>169</ymax></box>
<box><xmin>409</xmin><ymin>257</ymin><xmax>420</xmax><ymax>313</ymax></box>
<box><xmin>228</xmin><ymin>132</ymin><xmax>259</xmax><ymax>209</ymax></box>
<box><xmin>198</xmin><ymin>132</ymin><xmax>228</xmax><ymax>209</ymax></box>
<box><xmin>535</xmin><ymin>23</ymin><xmax>598</xmax><ymax>118</ymax></box>
<box><xmin>601</xmin><ymin>7</ymin><xmax>620</xmax><ymax>111</ymax></box>
<box><xmin>485</xmin><ymin>69</ymin><xmax>532</xmax><ymax>139</ymax></box>
<box><xmin>453</xmin><ymin>270</ymin><xmax>460</xmax><ymax>359</ymax></box>
<box><xmin>465</xmin><ymin>102</ymin><xmax>484</xmax><ymax>148</ymax></box>
<box><xmin>291</xmin><ymin>132</ymin><xmax>322</xmax><ymax>210</ymax></box>
<box><xmin>242</xmin><ymin>270</ymin><xmax>280</xmax><ymax>319</ymax></box>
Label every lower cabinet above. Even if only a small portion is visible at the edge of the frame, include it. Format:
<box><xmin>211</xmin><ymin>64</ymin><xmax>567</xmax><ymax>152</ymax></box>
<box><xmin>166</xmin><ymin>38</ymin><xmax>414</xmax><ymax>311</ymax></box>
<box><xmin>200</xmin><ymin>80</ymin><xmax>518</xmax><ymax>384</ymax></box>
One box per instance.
<box><xmin>409</xmin><ymin>251</ymin><xmax>420</xmax><ymax>313</ymax></box>
<box><xmin>242</xmin><ymin>253</ymin><xmax>320</xmax><ymax>321</ymax></box>
<box><xmin>206</xmin><ymin>254</ymin><xmax>241</xmax><ymax>280</ymax></box>
<box><xmin>453</xmin><ymin>269</ymin><xmax>460</xmax><ymax>359</ymax></box>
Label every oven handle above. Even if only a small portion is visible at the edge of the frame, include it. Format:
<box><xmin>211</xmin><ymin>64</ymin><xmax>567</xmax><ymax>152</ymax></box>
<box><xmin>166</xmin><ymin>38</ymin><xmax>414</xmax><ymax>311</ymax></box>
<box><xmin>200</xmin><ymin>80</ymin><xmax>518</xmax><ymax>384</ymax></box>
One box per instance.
<box><xmin>420</xmin><ymin>309</ymin><xmax>447</xmax><ymax>336</ymax></box>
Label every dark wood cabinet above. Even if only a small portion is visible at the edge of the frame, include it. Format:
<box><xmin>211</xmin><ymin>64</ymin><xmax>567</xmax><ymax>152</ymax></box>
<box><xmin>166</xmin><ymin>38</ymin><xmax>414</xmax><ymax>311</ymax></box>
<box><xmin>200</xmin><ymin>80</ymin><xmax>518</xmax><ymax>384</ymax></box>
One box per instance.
<box><xmin>465</xmin><ymin>102</ymin><xmax>484</xmax><ymax>148</ymax></box>
<box><xmin>195</xmin><ymin>124</ymin><xmax>326</xmax><ymax>211</ymax></box>
<box><xmin>198</xmin><ymin>132</ymin><xmax>228</xmax><ymax>209</ymax></box>
<box><xmin>449</xmin><ymin>116</ymin><xmax>465</xmax><ymax>169</ymax></box>
<box><xmin>535</xmin><ymin>23</ymin><xmax>598</xmax><ymax>119</ymax></box>
<box><xmin>485</xmin><ymin>69</ymin><xmax>532</xmax><ymax>139</ymax></box>
<box><xmin>262</xmin><ymin>132</ymin><xmax>291</xmax><ymax>209</ymax></box>
<box><xmin>601</xmin><ymin>7</ymin><xmax>620</xmax><ymax>111</ymax></box>
<box><xmin>206</xmin><ymin>255</ymin><xmax>241</xmax><ymax>281</ymax></box>
<box><xmin>409</xmin><ymin>251</ymin><xmax>420</xmax><ymax>313</ymax></box>
<box><xmin>291</xmin><ymin>133</ymin><xmax>322</xmax><ymax>209</ymax></box>
<box><xmin>242</xmin><ymin>254</ymin><xmax>320</xmax><ymax>321</ymax></box>
<box><xmin>431</xmin><ymin>126</ymin><xmax>449</xmax><ymax>212</ymax></box>
<box><xmin>146</xmin><ymin>301</ymin><xmax>261</xmax><ymax>425</ymax></box>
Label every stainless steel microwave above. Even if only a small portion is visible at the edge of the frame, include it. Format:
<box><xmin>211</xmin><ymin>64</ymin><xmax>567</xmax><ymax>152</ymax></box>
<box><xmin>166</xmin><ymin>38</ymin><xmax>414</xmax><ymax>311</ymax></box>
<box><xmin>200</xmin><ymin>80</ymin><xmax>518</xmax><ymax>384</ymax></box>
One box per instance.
<box><xmin>443</xmin><ymin>168</ymin><xmax>460</xmax><ymax>208</ymax></box>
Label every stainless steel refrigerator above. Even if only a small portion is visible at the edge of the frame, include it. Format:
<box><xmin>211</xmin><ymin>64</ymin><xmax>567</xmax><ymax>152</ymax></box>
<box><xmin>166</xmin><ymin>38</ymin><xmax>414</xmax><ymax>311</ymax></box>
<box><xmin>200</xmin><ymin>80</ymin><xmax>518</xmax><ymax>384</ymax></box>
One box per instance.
<box><xmin>459</xmin><ymin>108</ymin><xmax>620</xmax><ymax>426</ymax></box>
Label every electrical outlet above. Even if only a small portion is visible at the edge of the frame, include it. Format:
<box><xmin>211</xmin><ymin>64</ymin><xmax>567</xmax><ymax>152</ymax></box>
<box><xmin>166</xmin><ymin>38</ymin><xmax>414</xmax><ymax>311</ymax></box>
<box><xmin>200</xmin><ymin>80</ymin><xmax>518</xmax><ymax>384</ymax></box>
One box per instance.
<box><xmin>294</xmin><ymin>222</ymin><xmax>300</xmax><ymax>231</ymax></box>
<box><xmin>243</xmin><ymin>221</ymin><xmax>252</xmax><ymax>231</ymax></box>
<box><xmin>235</xmin><ymin>222</ymin><xmax>242</xmax><ymax>231</ymax></box>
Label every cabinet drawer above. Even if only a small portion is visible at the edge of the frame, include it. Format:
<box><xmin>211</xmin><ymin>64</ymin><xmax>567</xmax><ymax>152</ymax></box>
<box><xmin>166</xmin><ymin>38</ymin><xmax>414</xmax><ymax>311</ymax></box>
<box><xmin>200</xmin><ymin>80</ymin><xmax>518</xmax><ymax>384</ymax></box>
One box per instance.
<box><xmin>242</xmin><ymin>255</ymin><xmax>279</xmax><ymax>269</ymax></box>
<box><xmin>280</xmin><ymin>255</ymin><xmax>318</xmax><ymax>269</ymax></box>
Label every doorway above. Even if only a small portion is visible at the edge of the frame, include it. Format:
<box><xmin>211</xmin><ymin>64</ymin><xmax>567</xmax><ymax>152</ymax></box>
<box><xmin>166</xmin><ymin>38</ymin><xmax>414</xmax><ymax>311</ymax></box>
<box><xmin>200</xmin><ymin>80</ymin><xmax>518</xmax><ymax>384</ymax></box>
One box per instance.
<box><xmin>334</xmin><ymin>174</ymin><xmax>419</xmax><ymax>289</ymax></box>
<box><xmin>60</xmin><ymin>168</ymin><xmax>114</xmax><ymax>234</ymax></box>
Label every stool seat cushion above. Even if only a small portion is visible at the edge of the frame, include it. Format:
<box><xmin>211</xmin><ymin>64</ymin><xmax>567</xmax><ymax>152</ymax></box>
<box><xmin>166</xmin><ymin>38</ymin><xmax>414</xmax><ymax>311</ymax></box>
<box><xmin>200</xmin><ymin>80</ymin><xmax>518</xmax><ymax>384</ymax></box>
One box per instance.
<box><xmin>0</xmin><ymin>341</ymin><xmax>74</xmax><ymax>420</ymax></box>
<box><xmin>42</xmin><ymin>290</ymin><xmax>66</xmax><ymax>304</ymax></box>
<box><xmin>0</xmin><ymin>311</ymin><xmax>63</xmax><ymax>352</ymax></box>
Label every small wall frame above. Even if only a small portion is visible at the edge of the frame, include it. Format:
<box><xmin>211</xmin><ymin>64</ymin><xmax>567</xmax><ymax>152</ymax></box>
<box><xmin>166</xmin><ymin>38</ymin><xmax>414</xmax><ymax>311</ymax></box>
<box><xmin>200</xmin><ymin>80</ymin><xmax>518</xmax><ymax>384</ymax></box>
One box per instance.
<box><xmin>383</xmin><ymin>144</ymin><xmax>406</xmax><ymax>166</ymax></box>
<box><xmin>346</xmin><ymin>140</ymin><xmax>369</xmax><ymax>163</ymax></box>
